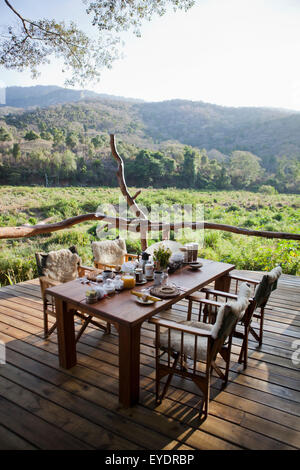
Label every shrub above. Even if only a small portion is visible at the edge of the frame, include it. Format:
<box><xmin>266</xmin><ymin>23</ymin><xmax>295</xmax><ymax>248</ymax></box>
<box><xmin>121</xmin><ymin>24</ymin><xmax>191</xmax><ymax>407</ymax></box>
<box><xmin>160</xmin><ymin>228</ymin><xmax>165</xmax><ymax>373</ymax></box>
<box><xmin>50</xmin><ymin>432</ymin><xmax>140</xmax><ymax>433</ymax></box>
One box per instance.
<box><xmin>0</xmin><ymin>257</ymin><xmax>37</xmax><ymax>286</ymax></box>
<box><xmin>226</xmin><ymin>204</ymin><xmax>240</xmax><ymax>212</ymax></box>
<box><xmin>204</xmin><ymin>230</ymin><xmax>220</xmax><ymax>249</ymax></box>
<box><xmin>259</xmin><ymin>185</ymin><xmax>278</xmax><ymax>195</ymax></box>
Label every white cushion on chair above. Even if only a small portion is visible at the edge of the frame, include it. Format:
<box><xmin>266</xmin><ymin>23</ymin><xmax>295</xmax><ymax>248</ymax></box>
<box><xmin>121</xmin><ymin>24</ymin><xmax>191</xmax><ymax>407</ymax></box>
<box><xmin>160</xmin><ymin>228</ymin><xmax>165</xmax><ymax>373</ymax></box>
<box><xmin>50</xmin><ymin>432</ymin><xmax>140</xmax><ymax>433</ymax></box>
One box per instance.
<box><xmin>159</xmin><ymin>282</ymin><xmax>251</xmax><ymax>360</ymax></box>
<box><xmin>160</xmin><ymin>320</ymin><xmax>213</xmax><ymax>361</ymax></box>
<box><xmin>266</xmin><ymin>266</ymin><xmax>282</xmax><ymax>284</ymax></box>
<box><xmin>211</xmin><ymin>282</ymin><xmax>251</xmax><ymax>339</ymax></box>
<box><xmin>92</xmin><ymin>239</ymin><xmax>126</xmax><ymax>265</ymax></box>
<box><xmin>43</xmin><ymin>249</ymin><xmax>81</xmax><ymax>283</ymax></box>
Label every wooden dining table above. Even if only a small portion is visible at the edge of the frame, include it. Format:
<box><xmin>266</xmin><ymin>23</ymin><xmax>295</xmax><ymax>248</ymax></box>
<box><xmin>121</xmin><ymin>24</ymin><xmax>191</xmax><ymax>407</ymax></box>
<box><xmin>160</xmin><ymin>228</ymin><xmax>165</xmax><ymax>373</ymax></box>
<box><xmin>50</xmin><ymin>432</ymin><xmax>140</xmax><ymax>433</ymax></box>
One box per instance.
<box><xmin>46</xmin><ymin>258</ymin><xmax>235</xmax><ymax>407</ymax></box>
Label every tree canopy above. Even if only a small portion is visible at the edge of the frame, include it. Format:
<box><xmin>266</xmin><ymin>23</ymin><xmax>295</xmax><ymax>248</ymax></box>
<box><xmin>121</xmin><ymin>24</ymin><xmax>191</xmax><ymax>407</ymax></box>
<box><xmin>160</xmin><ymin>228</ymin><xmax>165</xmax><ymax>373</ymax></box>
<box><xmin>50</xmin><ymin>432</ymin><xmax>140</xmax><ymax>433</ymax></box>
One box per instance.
<box><xmin>0</xmin><ymin>0</ymin><xmax>195</xmax><ymax>86</ymax></box>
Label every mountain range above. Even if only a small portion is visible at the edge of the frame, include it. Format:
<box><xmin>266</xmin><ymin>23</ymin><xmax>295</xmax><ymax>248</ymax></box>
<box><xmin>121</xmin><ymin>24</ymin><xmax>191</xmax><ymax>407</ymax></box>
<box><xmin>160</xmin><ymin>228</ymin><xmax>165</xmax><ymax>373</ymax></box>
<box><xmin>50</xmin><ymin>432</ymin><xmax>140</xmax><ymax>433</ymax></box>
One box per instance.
<box><xmin>1</xmin><ymin>85</ymin><xmax>300</xmax><ymax>162</ymax></box>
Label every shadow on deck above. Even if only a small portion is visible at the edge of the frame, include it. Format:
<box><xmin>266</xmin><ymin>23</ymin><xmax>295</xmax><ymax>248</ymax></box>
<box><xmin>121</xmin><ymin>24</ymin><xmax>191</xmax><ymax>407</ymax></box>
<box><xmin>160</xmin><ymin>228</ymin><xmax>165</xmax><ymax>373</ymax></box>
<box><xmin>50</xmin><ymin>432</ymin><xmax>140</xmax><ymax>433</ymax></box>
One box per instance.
<box><xmin>0</xmin><ymin>270</ymin><xmax>299</xmax><ymax>450</ymax></box>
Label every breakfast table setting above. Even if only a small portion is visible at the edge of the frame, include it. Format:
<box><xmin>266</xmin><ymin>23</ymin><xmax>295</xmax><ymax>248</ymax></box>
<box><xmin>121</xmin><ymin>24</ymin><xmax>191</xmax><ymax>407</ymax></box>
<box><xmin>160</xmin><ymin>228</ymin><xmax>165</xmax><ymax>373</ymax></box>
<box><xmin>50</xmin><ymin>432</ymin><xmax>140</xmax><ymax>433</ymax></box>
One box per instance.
<box><xmin>45</xmin><ymin>245</ymin><xmax>235</xmax><ymax>407</ymax></box>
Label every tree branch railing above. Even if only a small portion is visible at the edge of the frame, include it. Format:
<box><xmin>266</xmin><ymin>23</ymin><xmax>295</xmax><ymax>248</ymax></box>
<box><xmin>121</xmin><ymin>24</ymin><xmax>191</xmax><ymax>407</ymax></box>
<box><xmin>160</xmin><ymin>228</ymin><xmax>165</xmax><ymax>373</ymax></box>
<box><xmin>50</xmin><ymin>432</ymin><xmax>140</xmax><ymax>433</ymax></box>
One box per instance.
<box><xmin>0</xmin><ymin>213</ymin><xmax>298</xmax><ymax>240</ymax></box>
<box><xmin>0</xmin><ymin>133</ymin><xmax>299</xmax><ymax>243</ymax></box>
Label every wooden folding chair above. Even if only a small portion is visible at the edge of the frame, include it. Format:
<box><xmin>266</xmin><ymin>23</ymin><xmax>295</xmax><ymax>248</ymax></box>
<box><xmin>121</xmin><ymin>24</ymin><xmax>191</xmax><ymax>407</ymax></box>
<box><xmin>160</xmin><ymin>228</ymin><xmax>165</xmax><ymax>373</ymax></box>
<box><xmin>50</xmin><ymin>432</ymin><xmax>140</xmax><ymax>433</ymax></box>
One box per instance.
<box><xmin>91</xmin><ymin>239</ymin><xmax>138</xmax><ymax>270</ymax></box>
<box><xmin>189</xmin><ymin>267</ymin><xmax>282</xmax><ymax>368</ymax></box>
<box><xmin>36</xmin><ymin>246</ymin><xmax>111</xmax><ymax>341</ymax></box>
<box><xmin>149</xmin><ymin>285</ymin><xmax>251</xmax><ymax>419</ymax></box>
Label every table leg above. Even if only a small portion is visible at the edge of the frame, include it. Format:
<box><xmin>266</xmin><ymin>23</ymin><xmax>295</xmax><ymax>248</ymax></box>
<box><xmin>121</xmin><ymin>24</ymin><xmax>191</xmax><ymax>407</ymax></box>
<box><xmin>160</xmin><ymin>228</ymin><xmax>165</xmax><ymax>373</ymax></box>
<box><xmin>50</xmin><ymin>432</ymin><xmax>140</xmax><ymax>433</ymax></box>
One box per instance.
<box><xmin>118</xmin><ymin>323</ymin><xmax>141</xmax><ymax>407</ymax></box>
<box><xmin>214</xmin><ymin>274</ymin><xmax>231</xmax><ymax>292</ymax></box>
<box><xmin>55</xmin><ymin>299</ymin><xmax>77</xmax><ymax>369</ymax></box>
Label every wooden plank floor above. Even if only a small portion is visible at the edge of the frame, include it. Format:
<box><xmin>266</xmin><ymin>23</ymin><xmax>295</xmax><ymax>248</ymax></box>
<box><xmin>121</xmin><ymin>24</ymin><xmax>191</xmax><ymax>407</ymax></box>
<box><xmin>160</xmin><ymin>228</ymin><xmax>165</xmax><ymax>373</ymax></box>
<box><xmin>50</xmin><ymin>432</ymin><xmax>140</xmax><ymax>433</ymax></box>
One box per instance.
<box><xmin>0</xmin><ymin>270</ymin><xmax>299</xmax><ymax>450</ymax></box>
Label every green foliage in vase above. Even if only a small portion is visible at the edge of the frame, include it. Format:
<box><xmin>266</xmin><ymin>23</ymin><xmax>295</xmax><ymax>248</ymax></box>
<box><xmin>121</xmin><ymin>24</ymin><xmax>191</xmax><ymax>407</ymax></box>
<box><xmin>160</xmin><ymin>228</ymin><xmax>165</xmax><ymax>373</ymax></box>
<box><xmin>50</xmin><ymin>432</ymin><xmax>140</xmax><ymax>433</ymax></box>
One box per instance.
<box><xmin>153</xmin><ymin>245</ymin><xmax>172</xmax><ymax>270</ymax></box>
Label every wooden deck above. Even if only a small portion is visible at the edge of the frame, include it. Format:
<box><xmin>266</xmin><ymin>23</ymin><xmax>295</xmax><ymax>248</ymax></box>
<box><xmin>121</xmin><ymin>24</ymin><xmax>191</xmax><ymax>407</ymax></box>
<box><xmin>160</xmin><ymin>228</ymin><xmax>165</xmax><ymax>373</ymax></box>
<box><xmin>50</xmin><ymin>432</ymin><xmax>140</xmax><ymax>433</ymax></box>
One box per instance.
<box><xmin>0</xmin><ymin>270</ymin><xmax>299</xmax><ymax>450</ymax></box>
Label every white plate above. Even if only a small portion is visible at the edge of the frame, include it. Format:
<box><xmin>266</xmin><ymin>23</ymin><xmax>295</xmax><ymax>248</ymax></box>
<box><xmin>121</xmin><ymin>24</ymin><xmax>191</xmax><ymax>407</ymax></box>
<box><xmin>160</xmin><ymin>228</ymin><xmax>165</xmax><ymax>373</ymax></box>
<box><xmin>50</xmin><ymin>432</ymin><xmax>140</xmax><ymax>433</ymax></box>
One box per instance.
<box><xmin>135</xmin><ymin>279</ymin><xmax>147</xmax><ymax>285</ymax></box>
<box><xmin>135</xmin><ymin>297</ymin><xmax>155</xmax><ymax>305</ymax></box>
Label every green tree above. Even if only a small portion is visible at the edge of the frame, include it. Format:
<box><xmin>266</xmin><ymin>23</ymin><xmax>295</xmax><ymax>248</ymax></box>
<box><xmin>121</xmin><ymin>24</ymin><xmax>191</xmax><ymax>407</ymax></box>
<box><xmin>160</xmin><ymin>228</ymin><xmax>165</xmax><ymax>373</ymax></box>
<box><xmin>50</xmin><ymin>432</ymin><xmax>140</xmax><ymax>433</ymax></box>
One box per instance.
<box><xmin>24</xmin><ymin>129</ymin><xmax>40</xmax><ymax>141</ymax></box>
<box><xmin>228</xmin><ymin>151</ymin><xmax>262</xmax><ymax>188</ymax></box>
<box><xmin>12</xmin><ymin>143</ymin><xmax>21</xmax><ymax>161</ymax></box>
<box><xmin>40</xmin><ymin>130</ymin><xmax>53</xmax><ymax>141</ymax></box>
<box><xmin>0</xmin><ymin>0</ymin><xmax>194</xmax><ymax>86</ymax></box>
<box><xmin>61</xmin><ymin>149</ymin><xmax>77</xmax><ymax>176</ymax></box>
<box><xmin>91</xmin><ymin>135</ymin><xmax>106</xmax><ymax>148</ymax></box>
<box><xmin>275</xmin><ymin>156</ymin><xmax>300</xmax><ymax>193</ymax></box>
<box><xmin>51</xmin><ymin>127</ymin><xmax>65</xmax><ymax>146</ymax></box>
<box><xmin>66</xmin><ymin>132</ymin><xmax>79</xmax><ymax>149</ymax></box>
<box><xmin>180</xmin><ymin>146</ymin><xmax>198</xmax><ymax>188</ymax></box>
<box><xmin>0</xmin><ymin>126</ymin><xmax>12</xmax><ymax>141</ymax></box>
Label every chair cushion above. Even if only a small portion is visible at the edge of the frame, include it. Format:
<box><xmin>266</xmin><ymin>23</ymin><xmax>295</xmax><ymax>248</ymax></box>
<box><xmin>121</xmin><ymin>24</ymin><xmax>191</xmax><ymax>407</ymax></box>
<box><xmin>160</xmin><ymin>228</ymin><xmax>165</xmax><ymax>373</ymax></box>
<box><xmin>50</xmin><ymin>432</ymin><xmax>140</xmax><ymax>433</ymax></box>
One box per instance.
<box><xmin>266</xmin><ymin>266</ymin><xmax>282</xmax><ymax>283</ymax></box>
<box><xmin>159</xmin><ymin>282</ymin><xmax>251</xmax><ymax>360</ymax></box>
<box><xmin>211</xmin><ymin>281</ymin><xmax>252</xmax><ymax>339</ymax></box>
<box><xmin>254</xmin><ymin>266</ymin><xmax>282</xmax><ymax>307</ymax></box>
<box><xmin>92</xmin><ymin>239</ymin><xmax>126</xmax><ymax>265</ymax></box>
<box><xmin>160</xmin><ymin>320</ymin><xmax>213</xmax><ymax>361</ymax></box>
<box><xmin>42</xmin><ymin>249</ymin><xmax>81</xmax><ymax>283</ymax></box>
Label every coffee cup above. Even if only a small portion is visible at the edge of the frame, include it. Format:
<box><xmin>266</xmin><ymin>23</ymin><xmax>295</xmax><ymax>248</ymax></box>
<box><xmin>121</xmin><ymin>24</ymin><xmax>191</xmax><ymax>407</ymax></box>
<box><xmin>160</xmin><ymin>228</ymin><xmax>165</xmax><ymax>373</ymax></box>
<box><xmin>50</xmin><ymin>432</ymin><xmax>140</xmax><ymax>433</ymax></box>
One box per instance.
<box><xmin>154</xmin><ymin>271</ymin><xmax>164</xmax><ymax>286</ymax></box>
<box><xmin>102</xmin><ymin>270</ymin><xmax>113</xmax><ymax>281</ymax></box>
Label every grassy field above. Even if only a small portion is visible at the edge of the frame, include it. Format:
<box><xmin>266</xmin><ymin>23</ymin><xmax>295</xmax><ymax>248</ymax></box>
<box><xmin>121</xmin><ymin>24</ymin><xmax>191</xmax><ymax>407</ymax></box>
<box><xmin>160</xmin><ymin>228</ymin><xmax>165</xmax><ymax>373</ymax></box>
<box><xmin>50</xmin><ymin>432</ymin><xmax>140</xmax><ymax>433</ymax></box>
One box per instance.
<box><xmin>0</xmin><ymin>186</ymin><xmax>299</xmax><ymax>286</ymax></box>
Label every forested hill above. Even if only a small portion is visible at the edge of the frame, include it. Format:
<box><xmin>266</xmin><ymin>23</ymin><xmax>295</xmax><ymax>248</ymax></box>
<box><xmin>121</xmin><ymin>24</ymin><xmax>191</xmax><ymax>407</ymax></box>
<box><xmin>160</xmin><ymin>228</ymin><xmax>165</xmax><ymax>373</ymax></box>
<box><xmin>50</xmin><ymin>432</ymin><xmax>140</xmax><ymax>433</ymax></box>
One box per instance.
<box><xmin>1</xmin><ymin>86</ymin><xmax>300</xmax><ymax>161</ymax></box>
<box><xmin>0</xmin><ymin>86</ymin><xmax>299</xmax><ymax>192</ymax></box>
<box><xmin>137</xmin><ymin>100</ymin><xmax>300</xmax><ymax>160</ymax></box>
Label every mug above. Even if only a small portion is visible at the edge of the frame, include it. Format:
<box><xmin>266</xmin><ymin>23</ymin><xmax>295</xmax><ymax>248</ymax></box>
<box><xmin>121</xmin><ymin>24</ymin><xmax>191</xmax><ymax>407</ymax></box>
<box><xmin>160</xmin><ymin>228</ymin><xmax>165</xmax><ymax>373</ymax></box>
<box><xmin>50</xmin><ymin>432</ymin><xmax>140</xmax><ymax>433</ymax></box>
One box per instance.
<box><xmin>102</xmin><ymin>270</ymin><xmax>113</xmax><ymax>281</ymax></box>
<box><xmin>154</xmin><ymin>271</ymin><xmax>165</xmax><ymax>286</ymax></box>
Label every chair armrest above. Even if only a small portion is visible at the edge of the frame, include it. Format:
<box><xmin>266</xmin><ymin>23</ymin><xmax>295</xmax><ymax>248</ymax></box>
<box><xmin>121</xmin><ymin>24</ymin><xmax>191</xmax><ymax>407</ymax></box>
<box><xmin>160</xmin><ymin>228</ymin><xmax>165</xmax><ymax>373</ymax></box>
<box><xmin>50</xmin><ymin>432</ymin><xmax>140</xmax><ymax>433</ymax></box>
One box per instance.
<box><xmin>149</xmin><ymin>317</ymin><xmax>212</xmax><ymax>337</ymax></box>
<box><xmin>78</xmin><ymin>265</ymin><xmax>97</xmax><ymax>276</ymax></box>
<box><xmin>229</xmin><ymin>274</ymin><xmax>260</xmax><ymax>285</ymax></box>
<box><xmin>202</xmin><ymin>288</ymin><xmax>254</xmax><ymax>304</ymax></box>
<box><xmin>125</xmin><ymin>253</ymin><xmax>139</xmax><ymax>260</ymax></box>
<box><xmin>79</xmin><ymin>265</ymin><xmax>96</xmax><ymax>271</ymax></box>
<box><xmin>202</xmin><ymin>288</ymin><xmax>239</xmax><ymax>300</ymax></box>
<box><xmin>186</xmin><ymin>295</ymin><xmax>222</xmax><ymax>308</ymax></box>
<box><xmin>39</xmin><ymin>276</ymin><xmax>61</xmax><ymax>287</ymax></box>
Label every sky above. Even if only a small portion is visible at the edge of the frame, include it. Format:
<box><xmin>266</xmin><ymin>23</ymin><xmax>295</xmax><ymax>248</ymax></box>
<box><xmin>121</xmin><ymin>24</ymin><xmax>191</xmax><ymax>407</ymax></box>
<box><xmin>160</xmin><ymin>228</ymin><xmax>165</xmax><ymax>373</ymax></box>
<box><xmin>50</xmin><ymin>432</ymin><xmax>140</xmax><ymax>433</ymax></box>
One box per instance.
<box><xmin>1</xmin><ymin>0</ymin><xmax>300</xmax><ymax>110</ymax></box>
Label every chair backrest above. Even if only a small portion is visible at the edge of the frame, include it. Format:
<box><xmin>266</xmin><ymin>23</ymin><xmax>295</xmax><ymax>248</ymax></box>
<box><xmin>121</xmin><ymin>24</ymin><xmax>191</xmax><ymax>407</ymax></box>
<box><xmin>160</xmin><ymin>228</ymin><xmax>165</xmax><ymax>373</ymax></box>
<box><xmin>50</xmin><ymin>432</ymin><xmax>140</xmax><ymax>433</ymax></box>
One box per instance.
<box><xmin>91</xmin><ymin>238</ymin><xmax>126</xmax><ymax>266</ymax></box>
<box><xmin>211</xmin><ymin>282</ymin><xmax>252</xmax><ymax>341</ymax></box>
<box><xmin>208</xmin><ymin>282</ymin><xmax>251</xmax><ymax>361</ymax></box>
<box><xmin>146</xmin><ymin>240</ymin><xmax>183</xmax><ymax>256</ymax></box>
<box><xmin>254</xmin><ymin>266</ymin><xmax>282</xmax><ymax>308</ymax></box>
<box><xmin>35</xmin><ymin>246</ymin><xmax>80</xmax><ymax>283</ymax></box>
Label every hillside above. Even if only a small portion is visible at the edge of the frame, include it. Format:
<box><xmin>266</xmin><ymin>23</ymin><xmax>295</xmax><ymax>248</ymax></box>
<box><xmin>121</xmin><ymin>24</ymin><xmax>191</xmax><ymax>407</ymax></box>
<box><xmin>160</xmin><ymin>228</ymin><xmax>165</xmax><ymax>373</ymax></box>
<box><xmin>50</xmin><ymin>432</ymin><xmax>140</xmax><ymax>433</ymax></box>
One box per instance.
<box><xmin>137</xmin><ymin>100</ymin><xmax>300</xmax><ymax>159</ymax></box>
<box><xmin>1</xmin><ymin>86</ymin><xmax>300</xmax><ymax>161</ymax></box>
<box><xmin>0</xmin><ymin>86</ymin><xmax>299</xmax><ymax>192</ymax></box>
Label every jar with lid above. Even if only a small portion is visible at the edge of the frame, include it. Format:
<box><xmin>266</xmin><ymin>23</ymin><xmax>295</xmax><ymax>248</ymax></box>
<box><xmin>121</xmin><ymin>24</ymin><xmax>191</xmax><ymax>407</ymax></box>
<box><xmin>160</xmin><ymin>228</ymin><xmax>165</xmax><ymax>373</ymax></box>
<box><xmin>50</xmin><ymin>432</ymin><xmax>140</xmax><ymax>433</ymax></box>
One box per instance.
<box><xmin>185</xmin><ymin>244</ymin><xmax>194</xmax><ymax>263</ymax></box>
<box><xmin>179</xmin><ymin>246</ymin><xmax>188</xmax><ymax>264</ymax></box>
<box><xmin>145</xmin><ymin>261</ymin><xmax>154</xmax><ymax>280</ymax></box>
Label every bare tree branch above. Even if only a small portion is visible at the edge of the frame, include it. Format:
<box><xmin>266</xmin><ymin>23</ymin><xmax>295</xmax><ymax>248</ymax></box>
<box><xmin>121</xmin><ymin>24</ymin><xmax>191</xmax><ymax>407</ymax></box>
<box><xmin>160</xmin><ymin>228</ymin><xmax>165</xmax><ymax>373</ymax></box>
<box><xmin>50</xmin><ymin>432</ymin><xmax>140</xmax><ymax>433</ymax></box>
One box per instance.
<box><xmin>4</xmin><ymin>0</ymin><xmax>32</xmax><ymax>37</ymax></box>
<box><xmin>110</xmin><ymin>133</ymin><xmax>149</xmax><ymax>249</ymax></box>
<box><xmin>0</xmin><ymin>213</ymin><xmax>298</xmax><ymax>241</ymax></box>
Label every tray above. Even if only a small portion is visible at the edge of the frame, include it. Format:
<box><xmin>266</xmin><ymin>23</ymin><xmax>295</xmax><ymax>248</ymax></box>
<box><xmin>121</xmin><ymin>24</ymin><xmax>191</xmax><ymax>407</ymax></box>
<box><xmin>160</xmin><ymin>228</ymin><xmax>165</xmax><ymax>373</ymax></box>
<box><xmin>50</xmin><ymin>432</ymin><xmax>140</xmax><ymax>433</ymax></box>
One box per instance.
<box><xmin>150</xmin><ymin>285</ymin><xmax>180</xmax><ymax>299</ymax></box>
